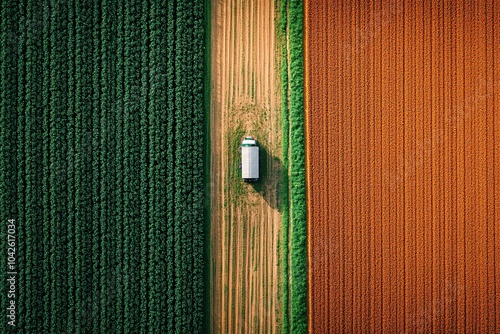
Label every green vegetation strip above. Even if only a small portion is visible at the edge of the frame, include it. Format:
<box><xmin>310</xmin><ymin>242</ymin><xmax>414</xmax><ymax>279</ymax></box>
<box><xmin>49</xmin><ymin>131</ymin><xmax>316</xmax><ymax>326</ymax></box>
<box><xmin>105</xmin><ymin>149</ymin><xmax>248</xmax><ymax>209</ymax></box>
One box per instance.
<box><xmin>279</xmin><ymin>0</ymin><xmax>307</xmax><ymax>333</ymax></box>
<box><xmin>289</xmin><ymin>1</ymin><xmax>307</xmax><ymax>332</ymax></box>
<box><xmin>277</xmin><ymin>0</ymin><xmax>290</xmax><ymax>331</ymax></box>
<box><xmin>0</xmin><ymin>1</ymin><xmax>208</xmax><ymax>332</ymax></box>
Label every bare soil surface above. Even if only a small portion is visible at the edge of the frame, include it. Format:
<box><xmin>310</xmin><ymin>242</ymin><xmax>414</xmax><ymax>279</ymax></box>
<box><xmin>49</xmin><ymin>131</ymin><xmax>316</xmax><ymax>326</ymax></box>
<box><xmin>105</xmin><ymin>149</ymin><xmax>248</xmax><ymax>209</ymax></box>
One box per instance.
<box><xmin>306</xmin><ymin>0</ymin><xmax>500</xmax><ymax>332</ymax></box>
<box><xmin>210</xmin><ymin>0</ymin><xmax>283</xmax><ymax>333</ymax></box>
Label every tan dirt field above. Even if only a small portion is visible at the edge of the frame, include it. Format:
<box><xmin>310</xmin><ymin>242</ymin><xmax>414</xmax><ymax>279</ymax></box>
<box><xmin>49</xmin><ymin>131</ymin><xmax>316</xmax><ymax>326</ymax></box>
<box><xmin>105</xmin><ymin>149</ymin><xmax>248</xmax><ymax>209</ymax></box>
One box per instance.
<box><xmin>210</xmin><ymin>0</ymin><xmax>283</xmax><ymax>333</ymax></box>
<box><xmin>306</xmin><ymin>0</ymin><xmax>500</xmax><ymax>332</ymax></box>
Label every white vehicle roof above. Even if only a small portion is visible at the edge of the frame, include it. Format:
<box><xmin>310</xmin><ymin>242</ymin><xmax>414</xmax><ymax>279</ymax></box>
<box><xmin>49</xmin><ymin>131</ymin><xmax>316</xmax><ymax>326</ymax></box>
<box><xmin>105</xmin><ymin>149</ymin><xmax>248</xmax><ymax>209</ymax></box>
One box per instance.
<box><xmin>241</xmin><ymin>146</ymin><xmax>259</xmax><ymax>180</ymax></box>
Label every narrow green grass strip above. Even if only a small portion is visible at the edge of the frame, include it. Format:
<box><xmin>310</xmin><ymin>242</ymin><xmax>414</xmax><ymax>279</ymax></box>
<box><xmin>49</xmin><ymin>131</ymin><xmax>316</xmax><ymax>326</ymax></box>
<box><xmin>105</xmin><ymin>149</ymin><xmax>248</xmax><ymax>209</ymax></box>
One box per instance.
<box><xmin>288</xmin><ymin>0</ymin><xmax>307</xmax><ymax>332</ymax></box>
<box><xmin>278</xmin><ymin>1</ymin><xmax>307</xmax><ymax>332</ymax></box>
<box><xmin>277</xmin><ymin>0</ymin><xmax>291</xmax><ymax>332</ymax></box>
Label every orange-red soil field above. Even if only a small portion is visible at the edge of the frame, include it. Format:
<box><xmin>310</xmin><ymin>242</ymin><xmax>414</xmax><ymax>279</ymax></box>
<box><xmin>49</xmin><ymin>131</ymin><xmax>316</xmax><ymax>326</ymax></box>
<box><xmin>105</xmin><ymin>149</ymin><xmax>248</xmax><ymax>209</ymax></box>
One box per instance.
<box><xmin>305</xmin><ymin>0</ymin><xmax>500</xmax><ymax>332</ymax></box>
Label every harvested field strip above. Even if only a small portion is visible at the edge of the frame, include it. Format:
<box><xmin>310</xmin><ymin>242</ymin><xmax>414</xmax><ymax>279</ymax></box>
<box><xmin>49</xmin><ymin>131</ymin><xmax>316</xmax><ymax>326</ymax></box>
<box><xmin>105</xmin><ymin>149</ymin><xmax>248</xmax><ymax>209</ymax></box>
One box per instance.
<box><xmin>210</xmin><ymin>0</ymin><xmax>283</xmax><ymax>332</ymax></box>
<box><xmin>277</xmin><ymin>0</ymin><xmax>291</xmax><ymax>332</ymax></box>
<box><xmin>0</xmin><ymin>1</ymin><xmax>207</xmax><ymax>333</ymax></box>
<box><xmin>305</xmin><ymin>0</ymin><xmax>500</xmax><ymax>332</ymax></box>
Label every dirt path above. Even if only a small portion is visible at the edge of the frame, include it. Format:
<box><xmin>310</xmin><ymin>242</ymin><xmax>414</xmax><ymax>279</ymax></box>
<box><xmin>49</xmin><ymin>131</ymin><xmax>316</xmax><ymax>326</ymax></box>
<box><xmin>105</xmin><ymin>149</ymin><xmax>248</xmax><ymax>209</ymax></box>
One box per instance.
<box><xmin>210</xmin><ymin>0</ymin><xmax>283</xmax><ymax>333</ymax></box>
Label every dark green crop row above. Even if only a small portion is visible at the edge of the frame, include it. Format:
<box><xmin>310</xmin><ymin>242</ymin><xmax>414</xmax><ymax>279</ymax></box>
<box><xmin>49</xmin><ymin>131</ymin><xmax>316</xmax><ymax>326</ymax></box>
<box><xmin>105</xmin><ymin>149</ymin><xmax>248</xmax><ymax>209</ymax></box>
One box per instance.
<box><xmin>0</xmin><ymin>0</ymin><xmax>207</xmax><ymax>333</ymax></box>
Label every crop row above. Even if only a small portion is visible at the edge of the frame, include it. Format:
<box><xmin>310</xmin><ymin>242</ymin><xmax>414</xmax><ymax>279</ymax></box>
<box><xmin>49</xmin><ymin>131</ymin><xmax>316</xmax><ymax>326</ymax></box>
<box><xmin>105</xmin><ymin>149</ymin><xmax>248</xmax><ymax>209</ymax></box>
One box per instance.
<box><xmin>0</xmin><ymin>0</ymin><xmax>207</xmax><ymax>333</ymax></box>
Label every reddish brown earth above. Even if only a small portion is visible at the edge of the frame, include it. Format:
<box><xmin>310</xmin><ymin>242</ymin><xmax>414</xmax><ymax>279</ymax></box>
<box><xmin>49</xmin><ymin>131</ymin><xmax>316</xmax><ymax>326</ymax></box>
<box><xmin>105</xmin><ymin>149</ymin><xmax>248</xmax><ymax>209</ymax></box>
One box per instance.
<box><xmin>305</xmin><ymin>0</ymin><xmax>500</xmax><ymax>332</ymax></box>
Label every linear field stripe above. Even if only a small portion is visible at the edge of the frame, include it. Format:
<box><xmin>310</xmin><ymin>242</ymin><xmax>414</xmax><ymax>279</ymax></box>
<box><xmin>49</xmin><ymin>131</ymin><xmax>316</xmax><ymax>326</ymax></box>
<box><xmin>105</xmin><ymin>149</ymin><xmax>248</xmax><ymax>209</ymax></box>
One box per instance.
<box><xmin>191</xmin><ymin>0</ymin><xmax>206</xmax><ymax>331</ymax></box>
<box><xmin>91</xmin><ymin>0</ymin><xmax>102</xmax><ymax>332</ymax></box>
<box><xmin>165</xmin><ymin>0</ymin><xmax>176</xmax><ymax>331</ymax></box>
<box><xmin>24</xmin><ymin>0</ymin><xmax>44</xmax><ymax>329</ymax></box>
<box><xmin>1</xmin><ymin>2</ymin><xmax>19</xmax><ymax>333</ymax></box>
<box><xmin>174</xmin><ymin>0</ymin><xmax>187</xmax><ymax>331</ymax></box>
<box><xmin>15</xmin><ymin>0</ymin><xmax>27</xmax><ymax>327</ymax></box>
<box><xmin>123</xmin><ymin>0</ymin><xmax>142</xmax><ymax>331</ymax></box>
<box><xmin>49</xmin><ymin>0</ymin><xmax>69</xmax><ymax>332</ymax></box>
<box><xmin>278</xmin><ymin>0</ymin><xmax>291</xmax><ymax>330</ymax></box>
<box><xmin>98</xmin><ymin>0</ymin><xmax>116</xmax><ymax>332</ymax></box>
<box><xmin>147</xmin><ymin>1</ymin><xmax>165</xmax><ymax>331</ymax></box>
<box><xmin>114</xmin><ymin>1</ymin><xmax>126</xmax><ymax>332</ymax></box>
<box><xmin>486</xmin><ymin>2</ymin><xmax>496</xmax><ymax>331</ymax></box>
<box><xmin>139</xmin><ymin>0</ymin><xmax>150</xmax><ymax>331</ymax></box>
<box><xmin>186</xmin><ymin>1</ymin><xmax>196</xmax><ymax>330</ymax></box>
<box><xmin>147</xmin><ymin>0</ymin><xmax>168</xmax><ymax>332</ymax></box>
<box><xmin>65</xmin><ymin>0</ymin><xmax>77</xmax><ymax>330</ymax></box>
<box><xmin>42</xmin><ymin>1</ymin><xmax>52</xmax><ymax>332</ymax></box>
<box><xmin>74</xmin><ymin>0</ymin><xmax>93</xmax><ymax>330</ymax></box>
<box><xmin>494</xmin><ymin>1</ymin><xmax>500</xmax><ymax>329</ymax></box>
<box><xmin>288</xmin><ymin>0</ymin><xmax>307</xmax><ymax>332</ymax></box>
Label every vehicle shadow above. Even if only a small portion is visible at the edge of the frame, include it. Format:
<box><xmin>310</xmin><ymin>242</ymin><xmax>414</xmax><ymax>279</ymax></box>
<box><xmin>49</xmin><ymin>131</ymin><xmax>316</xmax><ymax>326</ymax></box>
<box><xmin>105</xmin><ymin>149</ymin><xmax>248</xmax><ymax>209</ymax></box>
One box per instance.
<box><xmin>249</xmin><ymin>141</ymin><xmax>284</xmax><ymax>213</ymax></box>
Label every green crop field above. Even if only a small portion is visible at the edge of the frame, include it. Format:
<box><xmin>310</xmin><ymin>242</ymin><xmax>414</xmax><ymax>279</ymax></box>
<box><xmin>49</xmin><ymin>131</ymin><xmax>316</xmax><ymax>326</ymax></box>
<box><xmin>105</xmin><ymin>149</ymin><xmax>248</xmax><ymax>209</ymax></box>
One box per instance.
<box><xmin>0</xmin><ymin>0</ymin><xmax>207</xmax><ymax>332</ymax></box>
<box><xmin>1</xmin><ymin>0</ymin><xmax>309</xmax><ymax>333</ymax></box>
